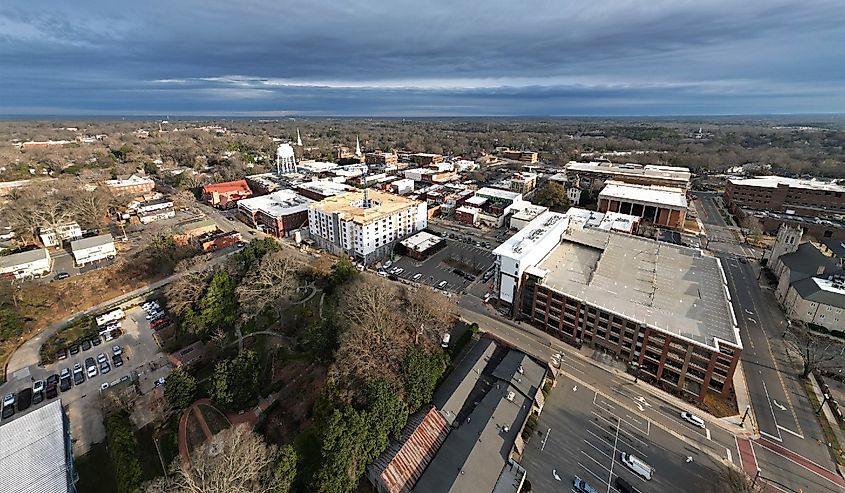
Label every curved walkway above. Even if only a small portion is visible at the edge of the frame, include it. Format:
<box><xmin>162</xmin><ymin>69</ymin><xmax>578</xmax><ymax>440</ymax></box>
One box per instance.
<box><xmin>178</xmin><ymin>399</ymin><xmax>229</xmax><ymax>463</ymax></box>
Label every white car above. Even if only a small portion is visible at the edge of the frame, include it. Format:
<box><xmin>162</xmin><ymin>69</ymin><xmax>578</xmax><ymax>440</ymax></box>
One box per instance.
<box><xmin>438</xmin><ymin>280</ymin><xmax>448</xmax><ymax>289</ymax></box>
<box><xmin>32</xmin><ymin>380</ymin><xmax>45</xmax><ymax>394</ymax></box>
<box><xmin>87</xmin><ymin>365</ymin><xmax>98</xmax><ymax>379</ymax></box>
<box><xmin>377</xmin><ymin>270</ymin><xmax>388</xmax><ymax>278</ymax></box>
<box><xmin>441</xmin><ymin>333</ymin><xmax>451</xmax><ymax>349</ymax></box>
<box><xmin>394</xmin><ymin>268</ymin><xmax>404</xmax><ymax>275</ymax></box>
<box><xmin>383</xmin><ymin>261</ymin><xmax>392</xmax><ymax>269</ymax></box>
<box><xmin>680</xmin><ymin>411</ymin><xmax>706</xmax><ymax>429</ymax></box>
<box><xmin>96</xmin><ymin>353</ymin><xmax>108</xmax><ymax>364</ymax></box>
<box><xmin>100</xmin><ymin>382</ymin><xmax>110</xmax><ymax>391</ymax></box>
<box><xmin>112</xmin><ymin>345</ymin><xmax>122</xmax><ymax>356</ymax></box>
<box><xmin>412</xmin><ymin>273</ymin><xmax>422</xmax><ymax>281</ymax></box>
<box><xmin>2</xmin><ymin>393</ymin><xmax>14</xmax><ymax>408</ymax></box>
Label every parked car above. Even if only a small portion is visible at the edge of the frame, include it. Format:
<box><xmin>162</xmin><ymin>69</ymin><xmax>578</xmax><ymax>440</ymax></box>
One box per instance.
<box><xmin>57</xmin><ymin>349</ymin><xmax>68</xmax><ymax>360</ymax></box>
<box><xmin>394</xmin><ymin>267</ymin><xmax>404</xmax><ymax>275</ymax></box>
<box><xmin>46</xmin><ymin>375</ymin><xmax>59</xmax><ymax>399</ymax></box>
<box><xmin>100</xmin><ymin>361</ymin><xmax>111</xmax><ymax>375</ymax></box>
<box><xmin>614</xmin><ymin>477</ymin><xmax>636</xmax><ymax>493</ymax></box>
<box><xmin>17</xmin><ymin>388</ymin><xmax>33</xmax><ymax>411</ymax></box>
<box><xmin>69</xmin><ymin>345</ymin><xmax>80</xmax><ymax>356</ymax></box>
<box><xmin>377</xmin><ymin>270</ymin><xmax>388</xmax><ymax>278</ymax></box>
<box><xmin>46</xmin><ymin>374</ymin><xmax>59</xmax><ymax>387</ymax></box>
<box><xmin>573</xmin><ymin>476</ymin><xmax>599</xmax><ymax>493</ymax></box>
<box><xmin>91</xmin><ymin>337</ymin><xmax>102</xmax><ymax>347</ymax></box>
<box><xmin>32</xmin><ymin>389</ymin><xmax>44</xmax><ymax>405</ymax></box>
<box><xmin>680</xmin><ymin>411</ymin><xmax>706</xmax><ymax>429</ymax></box>
<box><xmin>437</xmin><ymin>280</ymin><xmax>448</xmax><ymax>289</ymax></box>
<box><xmin>620</xmin><ymin>452</ymin><xmax>653</xmax><ymax>481</ymax></box>
<box><xmin>112</xmin><ymin>345</ymin><xmax>122</xmax><ymax>356</ymax></box>
<box><xmin>81</xmin><ymin>340</ymin><xmax>92</xmax><ymax>351</ymax></box>
<box><xmin>53</xmin><ymin>272</ymin><xmax>70</xmax><ymax>280</ymax></box>
<box><xmin>73</xmin><ymin>364</ymin><xmax>85</xmax><ymax>385</ymax></box>
<box><xmin>100</xmin><ymin>382</ymin><xmax>110</xmax><ymax>392</ymax></box>
<box><xmin>113</xmin><ymin>355</ymin><xmax>124</xmax><ymax>367</ymax></box>
<box><xmin>441</xmin><ymin>333</ymin><xmax>451</xmax><ymax>349</ymax></box>
<box><xmin>412</xmin><ymin>273</ymin><xmax>423</xmax><ymax>281</ymax></box>
<box><xmin>120</xmin><ymin>375</ymin><xmax>131</xmax><ymax>384</ymax></box>
<box><xmin>2</xmin><ymin>393</ymin><xmax>14</xmax><ymax>409</ymax></box>
<box><xmin>1</xmin><ymin>403</ymin><xmax>13</xmax><ymax>419</ymax></box>
<box><xmin>33</xmin><ymin>380</ymin><xmax>45</xmax><ymax>394</ymax></box>
<box><xmin>59</xmin><ymin>368</ymin><xmax>72</xmax><ymax>391</ymax></box>
<box><xmin>85</xmin><ymin>357</ymin><xmax>98</xmax><ymax>378</ymax></box>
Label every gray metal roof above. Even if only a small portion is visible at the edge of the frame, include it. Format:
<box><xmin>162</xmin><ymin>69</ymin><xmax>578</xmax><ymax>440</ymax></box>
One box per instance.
<box><xmin>70</xmin><ymin>233</ymin><xmax>114</xmax><ymax>251</ymax></box>
<box><xmin>433</xmin><ymin>339</ymin><xmax>496</xmax><ymax>426</ymax></box>
<box><xmin>413</xmin><ymin>383</ymin><xmax>531</xmax><ymax>493</ymax></box>
<box><xmin>538</xmin><ymin>227</ymin><xmax>738</xmax><ymax>349</ymax></box>
<box><xmin>780</xmin><ymin>242</ymin><xmax>841</xmax><ymax>283</ymax></box>
<box><xmin>0</xmin><ymin>400</ymin><xmax>72</xmax><ymax>493</ymax></box>
<box><xmin>0</xmin><ymin>248</ymin><xmax>48</xmax><ymax>269</ymax></box>
<box><xmin>822</xmin><ymin>239</ymin><xmax>845</xmax><ymax>259</ymax></box>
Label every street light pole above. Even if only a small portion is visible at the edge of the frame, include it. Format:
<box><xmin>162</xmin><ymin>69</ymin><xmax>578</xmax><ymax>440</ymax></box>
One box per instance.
<box><xmin>751</xmin><ymin>468</ymin><xmax>761</xmax><ymax>488</ymax></box>
<box><xmin>740</xmin><ymin>404</ymin><xmax>751</xmax><ymax>427</ymax></box>
<box><xmin>632</xmin><ymin>362</ymin><xmax>641</xmax><ymax>383</ymax></box>
<box><xmin>817</xmin><ymin>393</ymin><xmax>831</xmax><ymax>415</ymax></box>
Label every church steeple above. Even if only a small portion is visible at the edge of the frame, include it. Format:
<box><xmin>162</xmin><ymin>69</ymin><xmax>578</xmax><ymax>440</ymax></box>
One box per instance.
<box><xmin>296</xmin><ymin>128</ymin><xmax>303</xmax><ymax>146</ymax></box>
<box><xmin>355</xmin><ymin>135</ymin><xmax>362</xmax><ymax>158</ymax></box>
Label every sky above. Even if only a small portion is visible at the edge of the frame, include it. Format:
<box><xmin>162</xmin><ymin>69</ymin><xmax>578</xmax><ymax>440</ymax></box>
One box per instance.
<box><xmin>0</xmin><ymin>0</ymin><xmax>843</xmax><ymax>116</ymax></box>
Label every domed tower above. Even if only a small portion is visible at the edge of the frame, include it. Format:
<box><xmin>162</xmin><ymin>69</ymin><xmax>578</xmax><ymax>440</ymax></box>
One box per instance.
<box><xmin>276</xmin><ymin>143</ymin><xmax>296</xmax><ymax>174</ymax></box>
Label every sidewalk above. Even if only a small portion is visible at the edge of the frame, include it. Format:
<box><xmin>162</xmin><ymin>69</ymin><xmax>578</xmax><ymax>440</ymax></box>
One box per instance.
<box><xmin>808</xmin><ymin>372</ymin><xmax>845</xmax><ymax>476</ymax></box>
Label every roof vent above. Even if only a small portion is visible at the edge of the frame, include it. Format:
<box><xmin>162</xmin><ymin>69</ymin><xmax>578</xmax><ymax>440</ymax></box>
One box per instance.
<box><xmin>503</xmin><ymin>426</ymin><xmax>510</xmax><ymax>433</ymax></box>
<box><xmin>506</xmin><ymin>390</ymin><xmax>516</xmax><ymax>402</ymax></box>
<box><xmin>518</xmin><ymin>364</ymin><xmax>524</xmax><ymax>374</ymax></box>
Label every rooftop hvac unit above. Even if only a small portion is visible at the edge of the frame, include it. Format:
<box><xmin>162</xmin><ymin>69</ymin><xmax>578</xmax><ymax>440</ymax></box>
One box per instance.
<box><xmin>506</xmin><ymin>390</ymin><xmax>516</xmax><ymax>402</ymax></box>
<box><xmin>518</xmin><ymin>364</ymin><xmax>524</xmax><ymax>374</ymax></box>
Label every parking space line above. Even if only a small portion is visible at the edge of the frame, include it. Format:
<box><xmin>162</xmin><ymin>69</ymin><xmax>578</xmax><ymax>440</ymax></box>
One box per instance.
<box><xmin>578</xmin><ymin>461</ymin><xmax>610</xmax><ymax>486</ymax></box>
<box><xmin>590</xmin><ymin>411</ymin><xmax>651</xmax><ymax>451</ymax></box>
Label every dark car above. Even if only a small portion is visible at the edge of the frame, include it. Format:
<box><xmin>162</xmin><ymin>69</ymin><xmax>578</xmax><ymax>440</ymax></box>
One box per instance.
<box><xmin>91</xmin><ymin>337</ymin><xmax>102</xmax><ymax>347</ymax></box>
<box><xmin>16</xmin><ymin>388</ymin><xmax>33</xmax><ymax>411</ymax></box>
<box><xmin>56</xmin><ymin>349</ymin><xmax>68</xmax><ymax>361</ymax></box>
<box><xmin>53</xmin><ymin>272</ymin><xmax>71</xmax><ymax>280</ymax></box>
<box><xmin>69</xmin><ymin>345</ymin><xmax>80</xmax><ymax>355</ymax></box>
<box><xmin>615</xmin><ymin>477</ymin><xmax>636</xmax><ymax>493</ymax></box>
<box><xmin>32</xmin><ymin>390</ymin><xmax>44</xmax><ymax>405</ymax></box>
<box><xmin>100</xmin><ymin>361</ymin><xmax>111</xmax><ymax>375</ymax></box>
<box><xmin>113</xmin><ymin>354</ymin><xmax>124</xmax><ymax>367</ymax></box>
<box><xmin>59</xmin><ymin>372</ymin><xmax>72</xmax><ymax>392</ymax></box>
<box><xmin>46</xmin><ymin>374</ymin><xmax>59</xmax><ymax>387</ymax></box>
<box><xmin>45</xmin><ymin>383</ymin><xmax>58</xmax><ymax>399</ymax></box>
<box><xmin>81</xmin><ymin>340</ymin><xmax>92</xmax><ymax>351</ymax></box>
<box><xmin>1</xmin><ymin>405</ymin><xmax>13</xmax><ymax>419</ymax></box>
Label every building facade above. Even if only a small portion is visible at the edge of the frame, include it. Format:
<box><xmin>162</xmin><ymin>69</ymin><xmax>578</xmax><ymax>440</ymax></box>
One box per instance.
<box><xmin>308</xmin><ymin>190</ymin><xmax>427</xmax><ymax>264</ymax></box>
<box><xmin>502</xmin><ymin>150</ymin><xmax>539</xmax><ymax>163</ymax></box>
<box><xmin>105</xmin><ymin>175</ymin><xmax>155</xmax><ymax>195</ymax></box>
<box><xmin>0</xmin><ymin>248</ymin><xmax>52</xmax><ymax>280</ymax></box>
<box><xmin>783</xmin><ymin>276</ymin><xmax>845</xmax><ymax>331</ymax></box>
<box><xmin>40</xmin><ymin>222</ymin><xmax>83</xmax><ymax>247</ymax></box>
<box><xmin>724</xmin><ymin>176</ymin><xmax>845</xmax><ymax>217</ymax></box>
<box><xmin>70</xmin><ymin>234</ymin><xmax>116</xmax><ymax>266</ymax></box>
<box><xmin>236</xmin><ymin>189</ymin><xmax>313</xmax><ymax>238</ymax></box>
<box><xmin>597</xmin><ymin>181</ymin><xmax>687</xmax><ymax>230</ymax></box>
<box><xmin>509</xmin><ymin>172</ymin><xmax>537</xmax><ymax>194</ymax></box>
<box><xmin>564</xmin><ymin>161</ymin><xmax>692</xmax><ymax>192</ymax></box>
<box><xmin>275</xmin><ymin>143</ymin><xmax>297</xmax><ymax>174</ymax></box>
<box><xmin>365</xmin><ymin>151</ymin><xmax>399</xmax><ymax>165</ymax></box>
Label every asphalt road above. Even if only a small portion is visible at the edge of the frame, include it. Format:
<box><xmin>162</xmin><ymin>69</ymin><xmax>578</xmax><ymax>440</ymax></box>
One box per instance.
<box><xmin>522</xmin><ymin>373</ymin><xmax>725</xmax><ymax>493</ymax></box>
<box><xmin>693</xmin><ymin>192</ymin><xmax>757</xmax><ymax>258</ymax></box>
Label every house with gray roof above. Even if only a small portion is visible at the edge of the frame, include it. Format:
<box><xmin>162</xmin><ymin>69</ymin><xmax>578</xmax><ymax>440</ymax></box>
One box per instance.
<box><xmin>784</xmin><ymin>274</ymin><xmax>845</xmax><ymax>332</ymax></box>
<box><xmin>0</xmin><ymin>248</ymin><xmax>52</xmax><ymax>280</ymax></box>
<box><xmin>70</xmin><ymin>234</ymin><xmax>116</xmax><ymax>266</ymax></box>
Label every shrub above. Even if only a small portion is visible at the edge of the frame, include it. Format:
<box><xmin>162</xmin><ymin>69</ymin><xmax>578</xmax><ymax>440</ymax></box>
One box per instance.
<box><xmin>105</xmin><ymin>412</ymin><xmax>143</xmax><ymax>493</ymax></box>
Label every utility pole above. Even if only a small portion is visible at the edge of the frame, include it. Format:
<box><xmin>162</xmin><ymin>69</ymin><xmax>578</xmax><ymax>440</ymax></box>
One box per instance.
<box><xmin>751</xmin><ymin>468</ymin><xmax>761</xmax><ymax>488</ymax></box>
<box><xmin>817</xmin><ymin>393</ymin><xmax>831</xmax><ymax>415</ymax></box>
<box><xmin>740</xmin><ymin>404</ymin><xmax>752</xmax><ymax>427</ymax></box>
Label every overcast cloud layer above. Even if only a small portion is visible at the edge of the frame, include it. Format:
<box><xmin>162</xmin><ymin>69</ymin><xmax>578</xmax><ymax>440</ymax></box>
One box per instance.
<box><xmin>1</xmin><ymin>0</ymin><xmax>842</xmax><ymax>116</ymax></box>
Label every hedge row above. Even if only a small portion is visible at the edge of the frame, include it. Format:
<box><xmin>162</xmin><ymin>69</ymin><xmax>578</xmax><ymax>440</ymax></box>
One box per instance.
<box><xmin>105</xmin><ymin>412</ymin><xmax>143</xmax><ymax>493</ymax></box>
<box><xmin>808</xmin><ymin>323</ymin><xmax>845</xmax><ymax>340</ymax></box>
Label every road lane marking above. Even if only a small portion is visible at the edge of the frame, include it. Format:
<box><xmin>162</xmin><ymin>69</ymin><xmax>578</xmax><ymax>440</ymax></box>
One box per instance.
<box><xmin>760</xmin><ymin>431</ymin><xmax>783</xmax><ymax>443</ymax></box>
<box><xmin>725</xmin><ymin>447</ymin><xmax>732</xmax><ymax>463</ymax></box>
<box><xmin>606</xmin><ymin>417</ymin><xmax>621</xmax><ymax>493</ymax></box>
<box><xmin>705</xmin><ymin>428</ymin><xmax>711</xmax><ymax>441</ymax></box>
<box><xmin>777</xmin><ymin>425</ymin><xmax>804</xmax><ymax>439</ymax></box>
<box><xmin>761</xmin><ymin>380</ymin><xmax>784</xmax><ymax>442</ymax></box>
<box><xmin>541</xmin><ymin>427</ymin><xmax>551</xmax><ymax>451</ymax></box>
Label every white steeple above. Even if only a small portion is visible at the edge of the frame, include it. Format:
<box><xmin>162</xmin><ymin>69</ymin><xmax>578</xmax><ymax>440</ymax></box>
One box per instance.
<box><xmin>355</xmin><ymin>135</ymin><xmax>362</xmax><ymax>158</ymax></box>
<box><xmin>296</xmin><ymin>128</ymin><xmax>302</xmax><ymax>146</ymax></box>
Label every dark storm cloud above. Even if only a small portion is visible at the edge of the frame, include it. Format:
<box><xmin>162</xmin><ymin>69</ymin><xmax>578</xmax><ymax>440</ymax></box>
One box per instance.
<box><xmin>0</xmin><ymin>0</ymin><xmax>842</xmax><ymax>115</ymax></box>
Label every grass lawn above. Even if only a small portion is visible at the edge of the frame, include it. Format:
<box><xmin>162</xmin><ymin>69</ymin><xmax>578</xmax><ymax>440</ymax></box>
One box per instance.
<box><xmin>75</xmin><ymin>443</ymin><xmax>118</xmax><ymax>493</ymax></box>
<box><xmin>135</xmin><ymin>423</ymin><xmax>166</xmax><ymax>480</ymax></box>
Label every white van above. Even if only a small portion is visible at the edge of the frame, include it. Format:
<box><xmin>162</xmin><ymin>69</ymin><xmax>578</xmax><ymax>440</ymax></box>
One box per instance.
<box><xmin>441</xmin><ymin>333</ymin><xmax>451</xmax><ymax>348</ymax></box>
<box><xmin>620</xmin><ymin>452</ymin><xmax>653</xmax><ymax>480</ymax></box>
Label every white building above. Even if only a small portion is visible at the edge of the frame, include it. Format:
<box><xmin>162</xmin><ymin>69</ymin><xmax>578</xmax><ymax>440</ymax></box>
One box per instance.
<box><xmin>276</xmin><ymin>143</ymin><xmax>297</xmax><ymax>174</ymax></box>
<box><xmin>39</xmin><ymin>222</ymin><xmax>83</xmax><ymax>247</ymax></box>
<box><xmin>509</xmin><ymin>172</ymin><xmax>537</xmax><ymax>194</ymax></box>
<box><xmin>492</xmin><ymin>211</ymin><xmax>570</xmax><ymax>308</ymax></box>
<box><xmin>70</xmin><ymin>234</ymin><xmax>116</xmax><ymax>266</ymax></box>
<box><xmin>296</xmin><ymin>161</ymin><xmax>338</xmax><ymax>174</ymax></box>
<box><xmin>391</xmin><ymin>178</ymin><xmax>415</xmax><ymax>195</ymax></box>
<box><xmin>0</xmin><ymin>248</ymin><xmax>52</xmax><ymax>279</ymax></box>
<box><xmin>784</xmin><ymin>275</ymin><xmax>845</xmax><ymax>331</ymax></box>
<box><xmin>308</xmin><ymin>190</ymin><xmax>427</xmax><ymax>264</ymax></box>
<box><xmin>509</xmin><ymin>203</ymin><xmax>549</xmax><ymax>230</ymax></box>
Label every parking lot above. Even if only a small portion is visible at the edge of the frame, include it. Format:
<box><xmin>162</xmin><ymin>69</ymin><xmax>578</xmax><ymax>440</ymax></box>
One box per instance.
<box><xmin>388</xmin><ymin>238</ymin><xmax>496</xmax><ymax>293</ymax></box>
<box><xmin>521</xmin><ymin>374</ymin><xmax>724</xmax><ymax>493</ymax></box>
<box><xmin>0</xmin><ymin>304</ymin><xmax>171</xmax><ymax>454</ymax></box>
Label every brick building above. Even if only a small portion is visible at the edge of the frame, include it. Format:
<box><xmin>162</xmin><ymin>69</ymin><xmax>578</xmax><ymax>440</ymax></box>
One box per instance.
<box><xmin>725</xmin><ymin>176</ymin><xmax>845</xmax><ymax>217</ymax></box>
<box><xmin>502</xmin><ymin>150</ymin><xmax>539</xmax><ymax>163</ymax></box>
<box><xmin>202</xmin><ymin>180</ymin><xmax>252</xmax><ymax>209</ymax></box>
<box><xmin>365</xmin><ymin>151</ymin><xmax>399</xmax><ymax>165</ymax></box>
<box><xmin>236</xmin><ymin>189</ymin><xmax>313</xmax><ymax>238</ymax></box>
<box><xmin>105</xmin><ymin>175</ymin><xmax>155</xmax><ymax>195</ymax></box>
<box><xmin>597</xmin><ymin>180</ymin><xmax>687</xmax><ymax>230</ymax></box>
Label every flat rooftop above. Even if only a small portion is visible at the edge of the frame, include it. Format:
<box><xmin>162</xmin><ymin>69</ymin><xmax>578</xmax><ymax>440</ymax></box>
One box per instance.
<box><xmin>599</xmin><ymin>180</ymin><xmax>688</xmax><ymax>209</ymax></box>
<box><xmin>536</xmin><ymin>226</ymin><xmax>739</xmax><ymax>350</ymax></box>
<box><xmin>493</xmin><ymin>211</ymin><xmax>569</xmax><ymax>261</ymax></box>
<box><xmin>296</xmin><ymin>180</ymin><xmax>353</xmax><ymax>196</ymax></box>
<box><xmin>309</xmin><ymin>190</ymin><xmax>422</xmax><ymax>225</ymax></box>
<box><xmin>475</xmin><ymin>187</ymin><xmax>522</xmax><ymax>201</ymax></box>
<box><xmin>399</xmin><ymin>231</ymin><xmax>443</xmax><ymax>252</ymax></box>
<box><xmin>566</xmin><ymin>161</ymin><xmax>692</xmax><ymax>184</ymax></box>
<box><xmin>237</xmin><ymin>189</ymin><xmax>313</xmax><ymax>217</ymax></box>
<box><xmin>729</xmin><ymin>176</ymin><xmax>845</xmax><ymax>192</ymax></box>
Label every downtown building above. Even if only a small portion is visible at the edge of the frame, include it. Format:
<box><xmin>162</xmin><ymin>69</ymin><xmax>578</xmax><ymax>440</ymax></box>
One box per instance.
<box><xmin>597</xmin><ymin>180</ymin><xmax>688</xmax><ymax>230</ymax></box>
<box><xmin>307</xmin><ymin>190</ymin><xmax>427</xmax><ymax>264</ymax></box>
<box><xmin>236</xmin><ymin>189</ymin><xmax>313</xmax><ymax>238</ymax></box>
<box><xmin>494</xmin><ymin>210</ymin><xmax>740</xmax><ymax>402</ymax></box>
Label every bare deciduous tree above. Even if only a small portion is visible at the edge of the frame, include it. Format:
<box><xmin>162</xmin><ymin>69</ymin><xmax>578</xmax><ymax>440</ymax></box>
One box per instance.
<box><xmin>164</xmin><ymin>270</ymin><xmax>210</xmax><ymax>317</ymax></box>
<box><xmin>236</xmin><ymin>252</ymin><xmax>303</xmax><ymax>319</ymax></box>
<box><xmin>404</xmin><ymin>286</ymin><xmax>458</xmax><ymax>348</ymax></box>
<box><xmin>144</xmin><ymin>425</ymin><xmax>286</xmax><ymax>493</ymax></box>
<box><xmin>784</xmin><ymin>325</ymin><xmax>845</xmax><ymax>377</ymax></box>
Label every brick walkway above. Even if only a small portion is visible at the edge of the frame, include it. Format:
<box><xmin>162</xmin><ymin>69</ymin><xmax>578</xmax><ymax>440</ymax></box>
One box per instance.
<box><xmin>757</xmin><ymin>437</ymin><xmax>845</xmax><ymax>490</ymax></box>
